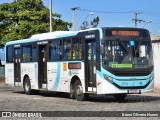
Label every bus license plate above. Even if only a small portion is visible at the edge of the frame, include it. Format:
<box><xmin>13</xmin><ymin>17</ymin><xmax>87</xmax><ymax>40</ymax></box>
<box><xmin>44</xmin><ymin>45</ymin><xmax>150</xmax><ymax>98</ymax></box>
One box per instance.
<box><xmin>129</xmin><ymin>89</ymin><xmax>139</xmax><ymax>93</ymax></box>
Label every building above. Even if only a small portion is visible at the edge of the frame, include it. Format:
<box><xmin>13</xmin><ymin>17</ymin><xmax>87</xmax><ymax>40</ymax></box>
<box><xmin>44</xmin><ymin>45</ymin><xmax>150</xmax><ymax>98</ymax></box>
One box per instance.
<box><xmin>151</xmin><ymin>34</ymin><xmax>160</xmax><ymax>90</ymax></box>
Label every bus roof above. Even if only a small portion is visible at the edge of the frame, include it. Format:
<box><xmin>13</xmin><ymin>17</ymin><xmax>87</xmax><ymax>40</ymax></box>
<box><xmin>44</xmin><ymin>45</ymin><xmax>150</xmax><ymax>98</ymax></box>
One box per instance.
<box><xmin>31</xmin><ymin>31</ymin><xmax>78</xmax><ymax>40</ymax></box>
<box><xmin>6</xmin><ymin>27</ymin><xmax>149</xmax><ymax>46</ymax></box>
<box><xmin>5</xmin><ymin>31</ymin><xmax>78</xmax><ymax>46</ymax></box>
<box><xmin>5</xmin><ymin>28</ymin><xmax>99</xmax><ymax>46</ymax></box>
<box><xmin>30</xmin><ymin>27</ymin><xmax>99</xmax><ymax>40</ymax></box>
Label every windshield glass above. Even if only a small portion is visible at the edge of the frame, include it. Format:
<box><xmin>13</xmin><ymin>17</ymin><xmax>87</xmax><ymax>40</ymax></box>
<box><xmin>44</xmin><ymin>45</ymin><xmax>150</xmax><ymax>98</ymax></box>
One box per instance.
<box><xmin>103</xmin><ymin>38</ymin><xmax>153</xmax><ymax>69</ymax></box>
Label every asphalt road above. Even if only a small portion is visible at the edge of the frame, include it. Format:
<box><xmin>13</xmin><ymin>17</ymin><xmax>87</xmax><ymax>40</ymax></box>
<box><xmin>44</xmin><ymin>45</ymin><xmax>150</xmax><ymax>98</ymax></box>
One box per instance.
<box><xmin>0</xmin><ymin>84</ymin><xmax>160</xmax><ymax>120</ymax></box>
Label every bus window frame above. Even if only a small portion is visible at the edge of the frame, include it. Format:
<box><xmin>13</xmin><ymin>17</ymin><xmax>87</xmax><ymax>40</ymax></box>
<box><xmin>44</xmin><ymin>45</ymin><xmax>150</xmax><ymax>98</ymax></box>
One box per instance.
<box><xmin>48</xmin><ymin>36</ymin><xmax>83</xmax><ymax>62</ymax></box>
<box><xmin>72</xmin><ymin>37</ymin><xmax>83</xmax><ymax>60</ymax></box>
<box><xmin>22</xmin><ymin>44</ymin><xmax>32</xmax><ymax>62</ymax></box>
<box><xmin>63</xmin><ymin>38</ymin><xmax>72</xmax><ymax>60</ymax></box>
<box><xmin>32</xmin><ymin>43</ymin><xmax>38</xmax><ymax>62</ymax></box>
<box><xmin>6</xmin><ymin>45</ymin><xmax>13</xmax><ymax>63</ymax></box>
<box><xmin>48</xmin><ymin>39</ymin><xmax>62</xmax><ymax>61</ymax></box>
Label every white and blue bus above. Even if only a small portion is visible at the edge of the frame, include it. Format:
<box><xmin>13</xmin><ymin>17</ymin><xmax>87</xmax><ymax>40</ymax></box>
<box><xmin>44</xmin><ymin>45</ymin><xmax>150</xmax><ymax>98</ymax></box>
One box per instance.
<box><xmin>5</xmin><ymin>27</ymin><xmax>154</xmax><ymax>101</ymax></box>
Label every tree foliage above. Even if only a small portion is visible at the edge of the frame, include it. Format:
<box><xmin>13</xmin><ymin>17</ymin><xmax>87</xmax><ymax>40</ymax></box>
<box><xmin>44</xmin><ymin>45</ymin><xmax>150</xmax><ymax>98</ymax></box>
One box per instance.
<box><xmin>80</xmin><ymin>16</ymin><xmax>100</xmax><ymax>30</ymax></box>
<box><xmin>0</xmin><ymin>0</ymin><xmax>71</xmax><ymax>43</ymax></box>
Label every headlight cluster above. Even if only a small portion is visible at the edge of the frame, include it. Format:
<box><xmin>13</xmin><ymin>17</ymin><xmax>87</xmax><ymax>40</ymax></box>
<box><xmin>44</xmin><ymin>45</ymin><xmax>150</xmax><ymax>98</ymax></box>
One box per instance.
<box><xmin>103</xmin><ymin>74</ymin><xmax>113</xmax><ymax>83</ymax></box>
<box><xmin>149</xmin><ymin>74</ymin><xmax>154</xmax><ymax>81</ymax></box>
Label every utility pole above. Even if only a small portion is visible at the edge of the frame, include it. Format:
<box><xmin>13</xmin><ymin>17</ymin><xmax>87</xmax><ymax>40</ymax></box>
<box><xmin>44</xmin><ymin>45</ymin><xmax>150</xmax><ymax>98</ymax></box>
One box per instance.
<box><xmin>132</xmin><ymin>12</ymin><xmax>144</xmax><ymax>28</ymax></box>
<box><xmin>71</xmin><ymin>7</ymin><xmax>79</xmax><ymax>31</ymax></box>
<box><xmin>50</xmin><ymin>0</ymin><xmax>52</xmax><ymax>32</ymax></box>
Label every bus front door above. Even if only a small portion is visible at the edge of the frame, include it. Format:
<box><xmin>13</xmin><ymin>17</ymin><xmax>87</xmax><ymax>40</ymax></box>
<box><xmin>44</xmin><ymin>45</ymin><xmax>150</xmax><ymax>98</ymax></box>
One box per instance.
<box><xmin>85</xmin><ymin>40</ymin><xmax>97</xmax><ymax>92</ymax></box>
<box><xmin>14</xmin><ymin>47</ymin><xmax>21</xmax><ymax>86</ymax></box>
<box><xmin>38</xmin><ymin>45</ymin><xmax>47</xmax><ymax>89</ymax></box>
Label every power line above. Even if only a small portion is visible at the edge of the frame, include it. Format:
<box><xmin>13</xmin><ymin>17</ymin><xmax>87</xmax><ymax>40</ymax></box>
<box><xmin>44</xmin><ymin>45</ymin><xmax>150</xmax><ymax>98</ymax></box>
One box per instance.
<box><xmin>144</xmin><ymin>11</ymin><xmax>160</xmax><ymax>17</ymax></box>
<box><xmin>78</xmin><ymin>8</ymin><xmax>137</xmax><ymax>14</ymax></box>
<box><xmin>77</xmin><ymin>8</ymin><xmax>160</xmax><ymax>28</ymax></box>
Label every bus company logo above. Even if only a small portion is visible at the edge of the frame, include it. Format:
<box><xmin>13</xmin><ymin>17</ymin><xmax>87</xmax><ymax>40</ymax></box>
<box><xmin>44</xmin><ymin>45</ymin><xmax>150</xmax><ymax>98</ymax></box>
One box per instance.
<box><xmin>85</xmin><ymin>34</ymin><xmax>95</xmax><ymax>39</ymax></box>
<box><xmin>68</xmin><ymin>70</ymin><xmax>72</xmax><ymax>76</ymax></box>
<box><xmin>2</xmin><ymin>112</ymin><xmax>11</xmax><ymax>117</ymax></box>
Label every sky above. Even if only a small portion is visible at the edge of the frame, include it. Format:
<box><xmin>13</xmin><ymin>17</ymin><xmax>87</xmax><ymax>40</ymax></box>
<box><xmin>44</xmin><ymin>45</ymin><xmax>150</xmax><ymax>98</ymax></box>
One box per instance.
<box><xmin>0</xmin><ymin>0</ymin><xmax>160</xmax><ymax>34</ymax></box>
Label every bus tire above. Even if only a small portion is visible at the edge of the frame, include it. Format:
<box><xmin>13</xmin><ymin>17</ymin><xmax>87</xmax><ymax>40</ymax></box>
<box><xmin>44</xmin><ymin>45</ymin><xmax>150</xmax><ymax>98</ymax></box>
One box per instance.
<box><xmin>113</xmin><ymin>94</ymin><xmax>127</xmax><ymax>100</ymax></box>
<box><xmin>74</xmin><ymin>80</ymin><xmax>88</xmax><ymax>101</ymax></box>
<box><xmin>24</xmin><ymin>77</ymin><xmax>34</xmax><ymax>95</ymax></box>
<box><xmin>33</xmin><ymin>90</ymin><xmax>39</xmax><ymax>95</ymax></box>
<box><xmin>70</xmin><ymin>91</ymin><xmax>75</xmax><ymax>99</ymax></box>
<box><xmin>70</xmin><ymin>84</ymin><xmax>75</xmax><ymax>99</ymax></box>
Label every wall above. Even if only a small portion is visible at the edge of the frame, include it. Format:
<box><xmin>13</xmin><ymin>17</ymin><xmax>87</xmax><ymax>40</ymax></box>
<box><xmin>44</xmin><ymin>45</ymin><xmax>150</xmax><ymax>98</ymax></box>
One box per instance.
<box><xmin>152</xmin><ymin>40</ymin><xmax>160</xmax><ymax>90</ymax></box>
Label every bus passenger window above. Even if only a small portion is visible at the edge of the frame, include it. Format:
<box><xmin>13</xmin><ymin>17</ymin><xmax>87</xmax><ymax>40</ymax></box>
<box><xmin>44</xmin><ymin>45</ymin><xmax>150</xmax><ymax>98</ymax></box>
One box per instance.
<box><xmin>7</xmin><ymin>46</ymin><xmax>13</xmax><ymax>62</ymax></box>
<box><xmin>63</xmin><ymin>39</ymin><xmax>71</xmax><ymax>60</ymax></box>
<box><xmin>32</xmin><ymin>44</ymin><xmax>37</xmax><ymax>61</ymax></box>
<box><xmin>49</xmin><ymin>40</ymin><xmax>61</xmax><ymax>60</ymax></box>
<box><xmin>22</xmin><ymin>44</ymin><xmax>31</xmax><ymax>62</ymax></box>
<box><xmin>72</xmin><ymin>38</ymin><xmax>83</xmax><ymax>60</ymax></box>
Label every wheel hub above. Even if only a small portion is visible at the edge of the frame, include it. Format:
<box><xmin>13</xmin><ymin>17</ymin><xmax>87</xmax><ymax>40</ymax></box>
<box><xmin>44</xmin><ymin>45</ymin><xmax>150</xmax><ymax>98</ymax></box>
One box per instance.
<box><xmin>76</xmin><ymin>85</ymin><xmax>83</xmax><ymax>95</ymax></box>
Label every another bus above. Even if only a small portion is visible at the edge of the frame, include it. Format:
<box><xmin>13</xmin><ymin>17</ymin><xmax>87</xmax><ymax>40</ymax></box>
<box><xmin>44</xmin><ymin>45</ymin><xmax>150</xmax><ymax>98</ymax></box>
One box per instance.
<box><xmin>5</xmin><ymin>27</ymin><xmax>154</xmax><ymax>101</ymax></box>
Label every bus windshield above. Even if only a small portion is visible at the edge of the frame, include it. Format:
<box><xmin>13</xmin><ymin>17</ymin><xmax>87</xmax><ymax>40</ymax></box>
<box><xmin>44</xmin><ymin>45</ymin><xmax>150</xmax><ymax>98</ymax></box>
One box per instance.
<box><xmin>103</xmin><ymin>29</ymin><xmax>153</xmax><ymax>69</ymax></box>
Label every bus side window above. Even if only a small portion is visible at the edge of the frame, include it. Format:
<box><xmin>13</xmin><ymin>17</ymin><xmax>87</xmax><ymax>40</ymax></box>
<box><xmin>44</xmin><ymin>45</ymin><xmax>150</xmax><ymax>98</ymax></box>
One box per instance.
<box><xmin>49</xmin><ymin>40</ymin><xmax>61</xmax><ymax>61</ymax></box>
<box><xmin>22</xmin><ymin>44</ymin><xmax>31</xmax><ymax>62</ymax></box>
<box><xmin>7</xmin><ymin>46</ymin><xmax>13</xmax><ymax>62</ymax></box>
<box><xmin>63</xmin><ymin>39</ymin><xmax>71</xmax><ymax>60</ymax></box>
<box><xmin>72</xmin><ymin>37</ymin><xmax>82</xmax><ymax>60</ymax></box>
<box><xmin>32</xmin><ymin>44</ymin><xmax>37</xmax><ymax>61</ymax></box>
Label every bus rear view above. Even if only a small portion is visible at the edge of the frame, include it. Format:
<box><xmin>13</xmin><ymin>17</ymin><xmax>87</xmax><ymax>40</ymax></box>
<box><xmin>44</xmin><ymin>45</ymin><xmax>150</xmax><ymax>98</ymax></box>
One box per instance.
<box><xmin>99</xmin><ymin>28</ymin><xmax>154</xmax><ymax>99</ymax></box>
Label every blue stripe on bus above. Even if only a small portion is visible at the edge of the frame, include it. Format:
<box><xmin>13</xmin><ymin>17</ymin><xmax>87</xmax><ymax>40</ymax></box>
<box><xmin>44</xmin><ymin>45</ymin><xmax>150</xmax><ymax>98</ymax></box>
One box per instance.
<box><xmin>6</xmin><ymin>38</ymin><xmax>39</xmax><ymax>46</ymax></box>
<box><xmin>112</xmin><ymin>78</ymin><xmax>150</xmax><ymax>87</ymax></box>
<box><xmin>53</xmin><ymin>63</ymin><xmax>61</xmax><ymax>90</ymax></box>
<box><xmin>97</xmin><ymin>67</ymin><xmax>153</xmax><ymax>88</ymax></box>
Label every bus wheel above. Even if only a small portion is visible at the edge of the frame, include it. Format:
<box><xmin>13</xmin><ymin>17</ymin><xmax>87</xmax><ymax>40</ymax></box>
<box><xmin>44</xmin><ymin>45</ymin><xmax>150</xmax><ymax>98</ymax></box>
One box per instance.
<box><xmin>74</xmin><ymin>80</ymin><xmax>88</xmax><ymax>101</ymax></box>
<box><xmin>113</xmin><ymin>94</ymin><xmax>127</xmax><ymax>100</ymax></box>
<box><xmin>24</xmin><ymin>77</ymin><xmax>34</xmax><ymax>95</ymax></box>
<box><xmin>70</xmin><ymin>90</ymin><xmax>75</xmax><ymax>99</ymax></box>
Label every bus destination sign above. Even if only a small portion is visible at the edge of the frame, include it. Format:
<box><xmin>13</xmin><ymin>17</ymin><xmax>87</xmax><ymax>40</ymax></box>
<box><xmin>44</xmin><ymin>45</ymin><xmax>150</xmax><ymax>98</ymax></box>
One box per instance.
<box><xmin>112</xmin><ymin>30</ymin><xmax>139</xmax><ymax>36</ymax></box>
<box><xmin>112</xmin><ymin>64</ymin><xmax>133</xmax><ymax>68</ymax></box>
<box><xmin>68</xmin><ymin>62</ymin><xmax>81</xmax><ymax>69</ymax></box>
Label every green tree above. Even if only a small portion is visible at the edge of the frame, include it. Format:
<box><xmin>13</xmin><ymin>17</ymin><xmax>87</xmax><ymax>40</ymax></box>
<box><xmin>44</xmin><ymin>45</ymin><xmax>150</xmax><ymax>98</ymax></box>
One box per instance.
<box><xmin>0</xmin><ymin>0</ymin><xmax>71</xmax><ymax>43</ymax></box>
<box><xmin>80</xmin><ymin>16</ymin><xmax>100</xmax><ymax>30</ymax></box>
<box><xmin>91</xmin><ymin>16</ymin><xmax>100</xmax><ymax>28</ymax></box>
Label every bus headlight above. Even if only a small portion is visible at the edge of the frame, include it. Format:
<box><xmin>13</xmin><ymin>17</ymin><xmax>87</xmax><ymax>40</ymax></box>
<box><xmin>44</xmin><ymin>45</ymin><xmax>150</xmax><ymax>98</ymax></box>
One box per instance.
<box><xmin>150</xmin><ymin>74</ymin><xmax>154</xmax><ymax>81</ymax></box>
<box><xmin>103</xmin><ymin>74</ymin><xmax>113</xmax><ymax>83</ymax></box>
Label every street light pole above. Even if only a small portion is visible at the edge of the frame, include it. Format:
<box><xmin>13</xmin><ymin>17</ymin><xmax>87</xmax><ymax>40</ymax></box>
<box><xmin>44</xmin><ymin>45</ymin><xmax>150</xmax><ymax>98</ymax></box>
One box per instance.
<box><xmin>79</xmin><ymin>12</ymin><xmax>94</xmax><ymax>30</ymax></box>
<box><xmin>143</xmin><ymin>20</ymin><xmax>152</xmax><ymax>28</ymax></box>
<box><xmin>71</xmin><ymin>7</ymin><xmax>79</xmax><ymax>31</ymax></box>
<box><xmin>50</xmin><ymin>0</ymin><xmax>52</xmax><ymax>32</ymax></box>
<box><xmin>83</xmin><ymin>12</ymin><xmax>94</xmax><ymax>24</ymax></box>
